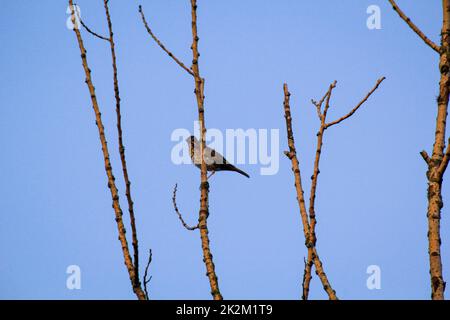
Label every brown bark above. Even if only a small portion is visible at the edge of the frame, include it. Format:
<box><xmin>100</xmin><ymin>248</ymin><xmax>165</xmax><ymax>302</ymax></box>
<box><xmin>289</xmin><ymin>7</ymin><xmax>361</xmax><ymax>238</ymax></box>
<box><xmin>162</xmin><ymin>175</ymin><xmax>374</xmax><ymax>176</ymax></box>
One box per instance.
<box><xmin>139</xmin><ymin>0</ymin><xmax>222</xmax><ymax>300</ymax></box>
<box><xmin>283</xmin><ymin>84</ymin><xmax>337</xmax><ymax>300</ymax></box>
<box><xmin>283</xmin><ymin>77</ymin><xmax>384</xmax><ymax>300</ymax></box>
<box><xmin>389</xmin><ymin>0</ymin><xmax>449</xmax><ymax>300</ymax></box>
<box><xmin>190</xmin><ymin>0</ymin><xmax>222</xmax><ymax>300</ymax></box>
<box><xmin>102</xmin><ymin>0</ymin><xmax>142</xmax><ymax>292</ymax></box>
<box><xmin>387</xmin><ymin>0</ymin><xmax>440</xmax><ymax>53</ymax></box>
<box><xmin>68</xmin><ymin>1</ymin><xmax>146</xmax><ymax>300</ymax></box>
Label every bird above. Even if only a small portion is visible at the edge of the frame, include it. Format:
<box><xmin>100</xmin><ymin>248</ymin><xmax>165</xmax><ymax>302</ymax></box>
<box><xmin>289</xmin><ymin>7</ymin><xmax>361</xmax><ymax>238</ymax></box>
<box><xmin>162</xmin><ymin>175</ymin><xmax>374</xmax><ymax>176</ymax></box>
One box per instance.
<box><xmin>186</xmin><ymin>135</ymin><xmax>250</xmax><ymax>178</ymax></box>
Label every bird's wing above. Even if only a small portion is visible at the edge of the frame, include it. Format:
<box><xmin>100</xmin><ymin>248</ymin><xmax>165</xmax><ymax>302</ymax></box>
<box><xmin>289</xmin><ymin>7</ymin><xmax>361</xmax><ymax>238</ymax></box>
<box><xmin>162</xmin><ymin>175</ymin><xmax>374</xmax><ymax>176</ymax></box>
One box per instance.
<box><xmin>204</xmin><ymin>146</ymin><xmax>226</xmax><ymax>165</ymax></box>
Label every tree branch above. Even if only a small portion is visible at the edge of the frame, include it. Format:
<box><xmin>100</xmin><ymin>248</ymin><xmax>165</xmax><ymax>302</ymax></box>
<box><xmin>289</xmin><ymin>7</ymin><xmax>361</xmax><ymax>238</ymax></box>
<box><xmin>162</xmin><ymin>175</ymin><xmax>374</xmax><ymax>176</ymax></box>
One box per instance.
<box><xmin>143</xmin><ymin>249</ymin><xmax>153</xmax><ymax>300</ymax></box>
<box><xmin>68</xmin><ymin>0</ymin><xmax>146</xmax><ymax>300</ymax></box>
<box><xmin>189</xmin><ymin>0</ymin><xmax>223</xmax><ymax>300</ymax></box>
<box><xmin>283</xmin><ymin>83</ymin><xmax>338</xmax><ymax>300</ymax></box>
<box><xmin>302</xmin><ymin>251</ymin><xmax>313</xmax><ymax>300</ymax></box>
<box><xmin>311</xmin><ymin>247</ymin><xmax>337</xmax><ymax>299</ymax></box>
<box><xmin>283</xmin><ymin>84</ymin><xmax>312</xmax><ymax>243</ymax></box>
<box><xmin>388</xmin><ymin>0</ymin><xmax>441</xmax><ymax>53</ymax></box>
<box><xmin>79</xmin><ymin>19</ymin><xmax>110</xmax><ymax>42</ymax></box>
<box><xmin>420</xmin><ymin>150</ymin><xmax>432</xmax><ymax>166</ymax></box>
<box><xmin>103</xmin><ymin>0</ymin><xmax>142</xmax><ymax>291</ymax></box>
<box><xmin>172</xmin><ymin>184</ymin><xmax>200</xmax><ymax>231</ymax></box>
<box><xmin>139</xmin><ymin>5</ymin><xmax>195</xmax><ymax>77</ymax></box>
<box><xmin>325</xmin><ymin>77</ymin><xmax>386</xmax><ymax>128</ymax></box>
<box><xmin>142</xmin><ymin>0</ymin><xmax>221</xmax><ymax>299</ymax></box>
<box><xmin>311</xmin><ymin>81</ymin><xmax>336</xmax><ymax>120</ymax></box>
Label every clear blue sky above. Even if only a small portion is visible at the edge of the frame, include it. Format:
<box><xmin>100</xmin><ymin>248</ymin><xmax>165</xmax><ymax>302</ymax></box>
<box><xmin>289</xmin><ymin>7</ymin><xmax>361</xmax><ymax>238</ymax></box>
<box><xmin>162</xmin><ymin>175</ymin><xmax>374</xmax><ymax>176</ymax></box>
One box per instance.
<box><xmin>0</xmin><ymin>0</ymin><xmax>447</xmax><ymax>299</ymax></box>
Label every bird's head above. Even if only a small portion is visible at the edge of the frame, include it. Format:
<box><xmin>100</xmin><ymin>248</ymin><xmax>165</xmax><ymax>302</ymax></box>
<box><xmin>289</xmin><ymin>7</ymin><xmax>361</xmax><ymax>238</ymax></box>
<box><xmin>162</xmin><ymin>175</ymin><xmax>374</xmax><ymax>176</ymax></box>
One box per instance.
<box><xmin>186</xmin><ymin>135</ymin><xmax>198</xmax><ymax>145</ymax></box>
<box><xmin>186</xmin><ymin>135</ymin><xmax>199</xmax><ymax>151</ymax></box>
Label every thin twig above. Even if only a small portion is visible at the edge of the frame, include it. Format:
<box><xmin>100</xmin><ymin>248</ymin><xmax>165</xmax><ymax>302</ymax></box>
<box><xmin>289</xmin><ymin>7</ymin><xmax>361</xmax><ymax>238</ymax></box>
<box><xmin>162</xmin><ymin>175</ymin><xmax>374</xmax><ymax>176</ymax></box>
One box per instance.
<box><xmin>172</xmin><ymin>184</ymin><xmax>200</xmax><ymax>231</ymax></box>
<box><xmin>143</xmin><ymin>249</ymin><xmax>153</xmax><ymax>300</ymax></box>
<box><xmin>79</xmin><ymin>19</ymin><xmax>110</xmax><ymax>42</ymax></box>
<box><xmin>388</xmin><ymin>0</ymin><xmax>440</xmax><ymax>53</ymax></box>
<box><xmin>139</xmin><ymin>5</ymin><xmax>195</xmax><ymax>77</ymax></box>
<box><xmin>420</xmin><ymin>150</ymin><xmax>432</xmax><ymax>166</ymax></box>
<box><xmin>68</xmin><ymin>0</ymin><xmax>146</xmax><ymax>300</ymax></box>
<box><xmin>325</xmin><ymin>77</ymin><xmax>386</xmax><ymax>128</ymax></box>
<box><xmin>103</xmin><ymin>0</ymin><xmax>142</xmax><ymax>291</ymax></box>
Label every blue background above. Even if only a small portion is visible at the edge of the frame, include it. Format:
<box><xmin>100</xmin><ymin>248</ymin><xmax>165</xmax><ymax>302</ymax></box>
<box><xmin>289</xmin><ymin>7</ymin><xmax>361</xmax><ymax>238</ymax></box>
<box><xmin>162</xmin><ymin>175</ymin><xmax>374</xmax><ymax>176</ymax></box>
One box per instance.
<box><xmin>0</xmin><ymin>0</ymin><xmax>447</xmax><ymax>299</ymax></box>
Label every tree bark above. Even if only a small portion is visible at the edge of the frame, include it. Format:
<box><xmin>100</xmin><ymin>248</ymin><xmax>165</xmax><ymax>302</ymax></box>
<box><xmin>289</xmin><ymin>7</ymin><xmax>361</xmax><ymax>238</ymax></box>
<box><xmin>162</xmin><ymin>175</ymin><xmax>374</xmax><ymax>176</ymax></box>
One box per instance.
<box><xmin>425</xmin><ymin>0</ymin><xmax>450</xmax><ymax>300</ymax></box>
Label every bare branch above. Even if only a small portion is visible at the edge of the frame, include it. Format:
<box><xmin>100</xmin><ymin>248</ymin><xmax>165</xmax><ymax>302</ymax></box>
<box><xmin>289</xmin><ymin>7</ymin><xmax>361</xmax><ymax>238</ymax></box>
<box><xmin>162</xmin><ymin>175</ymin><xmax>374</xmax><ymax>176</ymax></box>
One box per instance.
<box><xmin>302</xmin><ymin>251</ymin><xmax>313</xmax><ymax>300</ymax></box>
<box><xmin>311</xmin><ymin>81</ymin><xmax>337</xmax><ymax>120</ymax></box>
<box><xmin>172</xmin><ymin>184</ymin><xmax>199</xmax><ymax>231</ymax></box>
<box><xmin>312</xmin><ymin>247</ymin><xmax>337</xmax><ymax>300</ymax></box>
<box><xmin>103</xmin><ymin>0</ymin><xmax>141</xmax><ymax>290</ymax></box>
<box><xmin>388</xmin><ymin>0</ymin><xmax>440</xmax><ymax>53</ymax></box>
<box><xmin>325</xmin><ymin>77</ymin><xmax>386</xmax><ymax>128</ymax></box>
<box><xmin>189</xmin><ymin>0</ymin><xmax>223</xmax><ymax>300</ymax></box>
<box><xmin>68</xmin><ymin>0</ymin><xmax>146</xmax><ymax>300</ymax></box>
<box><xmin>420</xmin><ymin>150</ymin><xmax>432</xmax><ymax>166</ymax></box>
<box><xmin>143</xmin><ymin>249</ymin><xmax>153</xmax><ymax>300</ymax></box>
<box><xmin>79</xmin><ymin>19</ymin><xmax>110</xmax><ymax>42</ymax></box>
<box><xmin>321</xmin><ymin>81</ymin><xmax>337</xmax><ymax>121</ymax></box>
<box><xmin>283</xmin><ymin>84</ymin><xmax>312</xmax><ymax>242</ymax></box>
<box><xmin>283</xmin><ymin>83</ymin><xmax>338</xmax><ymax>300</ymax></box>
<box><xmin>139</xmin><ymin>5</ymin><xmax>195</xmax><ymax>77</ymax></box>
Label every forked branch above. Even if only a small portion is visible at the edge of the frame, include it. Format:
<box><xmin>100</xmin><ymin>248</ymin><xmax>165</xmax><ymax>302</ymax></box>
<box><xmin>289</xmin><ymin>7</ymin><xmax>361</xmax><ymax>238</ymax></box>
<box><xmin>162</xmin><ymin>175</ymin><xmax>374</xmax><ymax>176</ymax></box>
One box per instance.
<box><xmin>283</xmin><ymin>77</ymin><xmax>384</xmax><ymax>300</ymax></box>
<box><xmin>283</xmin><ymin>84</ymin><xmax>337</xmax><ymax>300</ymax></box>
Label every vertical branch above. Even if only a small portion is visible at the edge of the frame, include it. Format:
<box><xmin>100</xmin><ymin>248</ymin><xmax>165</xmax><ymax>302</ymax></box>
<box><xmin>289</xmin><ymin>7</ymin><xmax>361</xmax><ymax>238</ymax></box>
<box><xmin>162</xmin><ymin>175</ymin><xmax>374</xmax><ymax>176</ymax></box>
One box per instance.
<box><xmin>282</xmin><ymin>84</ymin><xmax>337</xmax><ymax>300</ymax></box>
<box><xmin>103</xmin><ymin>0</ymin><xmax>141</xmax><ymax>290</ymax></box>
<box><xmin>425</xmin><ymin>0</ymin><xmax>450</xmax><ymax>299</ymax></box>
<box><xmin>283</xmin><ymin>84</ymin><xmax>311</xmax><ymax>243</ymax></box>
<box><xmin>143</xmin><ymin>249</ymin><xmax>153</xmax><ymax>300</ymax></box>
<box><xmin>139</xmin><ymin>0</ymin><xmax>222</xmax><ymax>300</ymax></box>
<box><xmin>68</xmin><ymin>1</ymin><xmax>146</xmax><ymax>300</ymax></box>
<box><xmin>190</xmin><ymin>0</ymin><xmax>223</xmax><ymax>300</ymax></box>
<box><xmin>308</xmin><ymin>82</ymin><xmax>336</xmax><ymax>246</ymax></box>
<box><xmin>302</xmin><ymin>250</ymin><xmax>313</xmax><ymax>300</ymax></box>
<box><xmin>388</xmin><ymin>0</ymin><xmax>448</xmax><ymax>300</ymax></box>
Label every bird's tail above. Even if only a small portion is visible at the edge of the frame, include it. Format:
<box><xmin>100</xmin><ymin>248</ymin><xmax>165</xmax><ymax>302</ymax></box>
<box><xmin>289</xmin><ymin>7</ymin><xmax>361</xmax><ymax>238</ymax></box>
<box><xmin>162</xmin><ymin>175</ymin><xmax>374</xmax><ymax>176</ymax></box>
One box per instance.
<box><xmin>228</xmin><ymin>165</ymin><xmax>250</xmax><ymax>178</ymax></box>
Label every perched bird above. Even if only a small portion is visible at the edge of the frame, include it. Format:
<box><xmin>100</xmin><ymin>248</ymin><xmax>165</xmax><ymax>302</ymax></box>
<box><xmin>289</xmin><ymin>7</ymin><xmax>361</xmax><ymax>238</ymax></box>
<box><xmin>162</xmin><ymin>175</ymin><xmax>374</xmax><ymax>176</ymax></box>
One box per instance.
<box><xmin>186</xmin><ymin>136</ymin><xmax>250</xmax><ymax>178</ymax></box>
